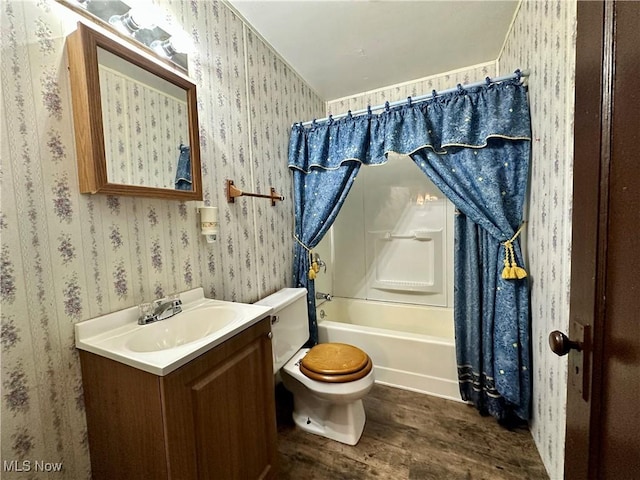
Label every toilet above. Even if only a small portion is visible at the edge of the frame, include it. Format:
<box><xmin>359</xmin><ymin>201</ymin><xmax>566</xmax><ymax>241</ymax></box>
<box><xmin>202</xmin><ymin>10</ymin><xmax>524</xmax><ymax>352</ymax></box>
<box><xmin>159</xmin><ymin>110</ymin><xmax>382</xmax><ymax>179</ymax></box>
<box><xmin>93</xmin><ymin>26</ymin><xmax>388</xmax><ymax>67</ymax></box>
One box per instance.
<box><xmin>256</xmin><ymin>288</ymin><xmax>375</xmax><ymax>445</ymax></box>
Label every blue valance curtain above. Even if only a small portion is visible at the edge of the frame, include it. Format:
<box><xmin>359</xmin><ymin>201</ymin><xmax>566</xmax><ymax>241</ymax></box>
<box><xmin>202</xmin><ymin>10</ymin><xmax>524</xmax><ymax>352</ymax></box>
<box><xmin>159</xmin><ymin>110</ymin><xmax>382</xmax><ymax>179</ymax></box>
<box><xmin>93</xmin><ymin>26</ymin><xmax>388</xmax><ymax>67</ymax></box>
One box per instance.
<box><xmin>288</xmin><ymin>78</ymin><xmax>532</xmax><ymax>421</ymax></box>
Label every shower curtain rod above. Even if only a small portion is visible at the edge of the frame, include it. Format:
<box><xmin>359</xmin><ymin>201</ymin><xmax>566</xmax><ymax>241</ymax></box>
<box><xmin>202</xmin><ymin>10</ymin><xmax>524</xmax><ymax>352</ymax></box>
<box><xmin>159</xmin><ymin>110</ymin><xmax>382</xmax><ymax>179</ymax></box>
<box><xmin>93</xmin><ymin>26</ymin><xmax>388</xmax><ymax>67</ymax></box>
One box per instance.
<box><xmin>296</xmin><ymin>69</ymin><xmax>530</xmax><ymax>127</ymax></box>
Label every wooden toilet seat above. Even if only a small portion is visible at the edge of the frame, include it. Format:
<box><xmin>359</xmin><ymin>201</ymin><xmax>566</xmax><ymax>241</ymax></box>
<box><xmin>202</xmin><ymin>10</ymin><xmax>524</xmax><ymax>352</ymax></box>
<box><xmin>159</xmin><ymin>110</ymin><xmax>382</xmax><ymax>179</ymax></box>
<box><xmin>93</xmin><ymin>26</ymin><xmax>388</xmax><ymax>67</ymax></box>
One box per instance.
<box><xmin>300</xmin><ymin>343</ymin><xmax>372</xmax><ymax>383</ymax></box>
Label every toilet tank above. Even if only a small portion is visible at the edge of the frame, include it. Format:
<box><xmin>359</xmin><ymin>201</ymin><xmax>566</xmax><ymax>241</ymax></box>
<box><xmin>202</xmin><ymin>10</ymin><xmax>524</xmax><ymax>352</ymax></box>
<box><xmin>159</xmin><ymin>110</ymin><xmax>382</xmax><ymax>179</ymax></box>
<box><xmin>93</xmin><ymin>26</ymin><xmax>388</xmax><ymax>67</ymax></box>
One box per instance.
<box><xmin>255</xmin><ymin>288</ymin><xmax>309</xmax><ymax>372</ymax></box>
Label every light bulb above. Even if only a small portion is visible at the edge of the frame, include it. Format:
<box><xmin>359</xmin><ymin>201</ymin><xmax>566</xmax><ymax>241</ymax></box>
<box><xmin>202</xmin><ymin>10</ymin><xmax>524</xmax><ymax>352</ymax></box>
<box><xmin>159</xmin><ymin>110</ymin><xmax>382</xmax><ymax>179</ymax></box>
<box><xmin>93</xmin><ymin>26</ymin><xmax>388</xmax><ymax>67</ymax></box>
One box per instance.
<box><xmin>167</xmin><ymin>30</ymin><xmax>193</xmax><ymax>54</ymax></box>
<box><xmin>132</xmin><ymin>4</ymin><xmax>164</xmax><ymax>30</ymax></box>
<box><xmin>151</xmin><ymin>30</ymin><xmax>192</xmax><ymax>58</ymax></box>
<box><xmin>109</xmin><ymin>6</ymin><xmax>158</xmax><ymax>34</ymax></box>
<box><xmin>109</xmin><ymin>11</ymin><xmax>141</xmax><ymax>34</ymax></box>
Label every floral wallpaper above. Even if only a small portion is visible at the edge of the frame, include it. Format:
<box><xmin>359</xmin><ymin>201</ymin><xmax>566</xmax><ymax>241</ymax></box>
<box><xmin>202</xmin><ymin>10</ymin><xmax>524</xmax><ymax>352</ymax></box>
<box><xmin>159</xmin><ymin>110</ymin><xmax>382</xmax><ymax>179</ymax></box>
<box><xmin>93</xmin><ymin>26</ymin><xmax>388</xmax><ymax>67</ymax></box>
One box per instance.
<box><xmin>327</xmin><ymin>62</ymin><xmax>497</xmax><ymax>116</ymax></box>
<box><xmin>0</xmin><ymin>0</ymin><xmax>323</xmax><ymax>478</ymax></box>
<box><xmin>499</xmin><ymin>1</ymin><xmax>577</xmax><ymax>478</ymax></box>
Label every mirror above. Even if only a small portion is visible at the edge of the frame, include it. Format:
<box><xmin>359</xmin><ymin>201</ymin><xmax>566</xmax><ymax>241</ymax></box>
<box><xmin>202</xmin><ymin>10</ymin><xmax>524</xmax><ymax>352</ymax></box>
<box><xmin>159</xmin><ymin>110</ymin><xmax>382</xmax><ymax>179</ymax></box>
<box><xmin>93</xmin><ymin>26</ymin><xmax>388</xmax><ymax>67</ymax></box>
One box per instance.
<box><xmin>66</xmin><ymin>22</ymin><xmax>202</xmax><ymax>200</ymax></box>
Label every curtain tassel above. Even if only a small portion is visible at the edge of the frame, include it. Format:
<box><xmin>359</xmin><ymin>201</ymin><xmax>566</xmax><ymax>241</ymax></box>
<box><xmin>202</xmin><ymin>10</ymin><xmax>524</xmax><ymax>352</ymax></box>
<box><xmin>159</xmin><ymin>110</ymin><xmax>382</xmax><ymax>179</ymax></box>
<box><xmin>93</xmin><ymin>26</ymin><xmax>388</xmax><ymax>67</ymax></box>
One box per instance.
<box><xmin>308</xmin><ymin>250</ymin><xmax>321</xmax><ymax>279</ymax></box>
<box><xmin>501</xmin><ymin>223</ymin><xmax>527</xmax><ymax>280</ymax></box>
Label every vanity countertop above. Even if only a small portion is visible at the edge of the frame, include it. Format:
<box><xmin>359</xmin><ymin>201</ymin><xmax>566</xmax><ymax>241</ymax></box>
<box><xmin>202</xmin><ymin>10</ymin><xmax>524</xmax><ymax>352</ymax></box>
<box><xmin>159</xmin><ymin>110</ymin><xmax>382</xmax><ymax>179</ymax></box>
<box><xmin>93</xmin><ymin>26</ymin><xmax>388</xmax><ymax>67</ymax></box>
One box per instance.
<box><xmin>75</xmin><ymin>288</ymin><xmax>272</xmax><ymax>376</ymax></box>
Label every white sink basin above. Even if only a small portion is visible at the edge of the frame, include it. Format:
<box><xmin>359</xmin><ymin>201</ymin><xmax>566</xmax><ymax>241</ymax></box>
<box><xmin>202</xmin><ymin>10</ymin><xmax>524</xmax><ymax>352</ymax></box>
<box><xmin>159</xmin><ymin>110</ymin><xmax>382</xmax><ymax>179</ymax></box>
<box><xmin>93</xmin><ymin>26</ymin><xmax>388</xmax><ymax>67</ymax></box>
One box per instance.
<box><xmin>126</xmin><ymin>306</ymin><xmax>241</xmax><ymax>352</ymax></box>
<box><xmin>75</xmin><ymin>288</ymin><xmax>272</xmax><ymax>375</ymax></box>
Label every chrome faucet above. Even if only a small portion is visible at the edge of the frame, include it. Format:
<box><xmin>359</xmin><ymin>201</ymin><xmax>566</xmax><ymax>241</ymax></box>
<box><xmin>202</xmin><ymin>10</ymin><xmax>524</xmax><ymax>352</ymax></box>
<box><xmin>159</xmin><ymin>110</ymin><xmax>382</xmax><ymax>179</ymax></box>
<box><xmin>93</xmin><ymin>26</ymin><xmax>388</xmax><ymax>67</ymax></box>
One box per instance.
<box><xmin>315</xmin><ymin>291</ymin><xmax>332</xmax><ymax>302</ymax></box>
<box><xmin>138</xmin><ymin>296</ymin><xmax>182</xmax><ymax>325</ymax></box>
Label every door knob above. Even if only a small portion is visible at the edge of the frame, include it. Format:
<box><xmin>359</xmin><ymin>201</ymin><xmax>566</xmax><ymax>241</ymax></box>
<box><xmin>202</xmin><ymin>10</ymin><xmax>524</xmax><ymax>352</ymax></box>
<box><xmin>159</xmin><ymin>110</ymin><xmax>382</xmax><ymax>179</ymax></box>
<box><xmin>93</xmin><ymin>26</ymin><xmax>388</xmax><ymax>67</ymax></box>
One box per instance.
<box><xmin>549</xmin><ymin>330</ymin><xmax>582</xmax><ymax>356</ymax></box>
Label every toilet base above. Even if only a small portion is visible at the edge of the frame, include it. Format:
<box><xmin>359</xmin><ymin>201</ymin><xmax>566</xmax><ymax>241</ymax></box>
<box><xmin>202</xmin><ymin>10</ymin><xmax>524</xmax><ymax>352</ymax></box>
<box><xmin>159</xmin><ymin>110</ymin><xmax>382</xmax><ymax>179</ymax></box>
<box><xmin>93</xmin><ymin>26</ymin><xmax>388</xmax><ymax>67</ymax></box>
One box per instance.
<box><xmin>290</xmin><ymin>394</ymin><xmax>366</xmax><ymax>446</ymax></box>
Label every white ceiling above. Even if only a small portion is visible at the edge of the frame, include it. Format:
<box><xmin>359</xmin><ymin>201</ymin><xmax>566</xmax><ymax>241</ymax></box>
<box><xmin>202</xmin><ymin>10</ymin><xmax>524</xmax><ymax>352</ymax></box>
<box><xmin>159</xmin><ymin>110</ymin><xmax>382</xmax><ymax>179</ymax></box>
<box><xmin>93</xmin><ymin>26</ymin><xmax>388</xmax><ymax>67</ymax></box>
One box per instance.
<box><xmin>228</xmin><ymin>1</ymin><xmax>520</xmax><ymax>100</ymax></box>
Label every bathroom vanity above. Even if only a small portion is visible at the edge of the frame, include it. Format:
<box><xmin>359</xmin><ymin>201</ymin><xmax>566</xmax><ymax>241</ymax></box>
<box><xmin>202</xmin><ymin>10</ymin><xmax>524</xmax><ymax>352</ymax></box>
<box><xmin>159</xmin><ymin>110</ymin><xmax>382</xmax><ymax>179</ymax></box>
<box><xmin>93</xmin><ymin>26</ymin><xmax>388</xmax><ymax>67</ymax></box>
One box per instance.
<box><xmin>75</xmin><ymin>290</ymin><xmax>277</xmax><ymax>479</ymax></box>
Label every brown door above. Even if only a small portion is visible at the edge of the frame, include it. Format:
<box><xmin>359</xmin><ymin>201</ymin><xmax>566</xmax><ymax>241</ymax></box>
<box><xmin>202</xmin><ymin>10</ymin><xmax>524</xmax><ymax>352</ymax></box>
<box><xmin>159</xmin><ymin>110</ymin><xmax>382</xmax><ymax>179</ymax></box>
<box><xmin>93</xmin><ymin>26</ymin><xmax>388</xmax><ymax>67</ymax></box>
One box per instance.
<box><xmin>559</xmin><ymin>1</ymin><xmax>640</xmax><ymax>478</ymax></box>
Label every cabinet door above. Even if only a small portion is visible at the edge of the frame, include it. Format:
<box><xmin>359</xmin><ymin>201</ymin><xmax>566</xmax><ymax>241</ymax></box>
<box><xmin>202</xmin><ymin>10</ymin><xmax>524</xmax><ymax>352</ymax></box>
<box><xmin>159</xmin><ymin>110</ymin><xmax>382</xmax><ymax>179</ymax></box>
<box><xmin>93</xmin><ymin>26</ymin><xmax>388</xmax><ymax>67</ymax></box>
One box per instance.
<box><xmin>79</xmin><ymin>351</ymin><xmax>168</xmax><ymax>480</ymax></box>
<box><xmin>162</xmin><ymin>318</ymin><xmax>278</xmax><ymax>479</ymax></box>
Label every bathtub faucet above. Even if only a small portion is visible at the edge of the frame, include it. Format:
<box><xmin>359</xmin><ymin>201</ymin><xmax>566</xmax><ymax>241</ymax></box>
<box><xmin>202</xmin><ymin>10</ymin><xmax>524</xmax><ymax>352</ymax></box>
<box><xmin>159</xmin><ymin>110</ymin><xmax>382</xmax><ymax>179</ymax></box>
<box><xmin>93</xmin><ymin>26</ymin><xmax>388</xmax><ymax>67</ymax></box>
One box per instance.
<box><xmin>315</xmin><ymin>292</ymin><xmax>332</xmax><ymax>302</ymax></box>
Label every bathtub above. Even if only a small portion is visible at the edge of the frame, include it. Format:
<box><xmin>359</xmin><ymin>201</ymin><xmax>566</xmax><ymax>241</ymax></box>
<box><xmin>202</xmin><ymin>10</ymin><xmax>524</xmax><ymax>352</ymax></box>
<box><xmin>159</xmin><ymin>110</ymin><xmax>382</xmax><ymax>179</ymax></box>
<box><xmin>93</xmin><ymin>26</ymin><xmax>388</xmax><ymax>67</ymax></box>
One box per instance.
<box><xmin>317</xmin><ymin>297</ymin><xmax>462</xmax><ymax>402</ymax></box>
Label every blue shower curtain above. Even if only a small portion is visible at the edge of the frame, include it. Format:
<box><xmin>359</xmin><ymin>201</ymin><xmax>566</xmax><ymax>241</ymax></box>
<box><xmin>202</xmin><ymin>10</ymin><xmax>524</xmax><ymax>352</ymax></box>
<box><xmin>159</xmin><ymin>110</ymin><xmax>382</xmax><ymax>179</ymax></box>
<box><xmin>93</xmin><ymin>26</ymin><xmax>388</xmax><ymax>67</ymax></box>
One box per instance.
<box><xmin>288</xmin><ymin>77</ymin><xmax>532</xmax><ymax>421</ymax></box>
<box><xmin>288</xmin><ymin>118</ymin><xmax>368</xmax><ymax>344</ymax></box>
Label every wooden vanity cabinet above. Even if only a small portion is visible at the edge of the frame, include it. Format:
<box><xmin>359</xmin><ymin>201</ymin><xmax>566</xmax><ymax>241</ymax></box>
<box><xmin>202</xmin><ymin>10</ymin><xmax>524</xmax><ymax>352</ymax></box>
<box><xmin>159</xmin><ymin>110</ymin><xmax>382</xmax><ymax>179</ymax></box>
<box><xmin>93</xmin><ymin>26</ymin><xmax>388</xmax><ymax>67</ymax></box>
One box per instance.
<box><xmin>79</xmin><ymin>317</ymin><xmax>278</xmax><ymax>480</ymax></box>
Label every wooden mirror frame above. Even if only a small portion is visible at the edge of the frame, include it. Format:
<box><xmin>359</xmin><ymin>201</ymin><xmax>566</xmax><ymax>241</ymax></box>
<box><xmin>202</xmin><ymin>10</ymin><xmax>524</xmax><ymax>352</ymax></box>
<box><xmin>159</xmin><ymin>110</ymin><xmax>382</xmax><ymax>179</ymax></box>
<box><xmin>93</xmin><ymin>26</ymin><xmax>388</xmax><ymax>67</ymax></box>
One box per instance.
<box><xmin>66</xmin><ymin>22</ymin><xmax>203</xmax><ymax>200</ymax></box>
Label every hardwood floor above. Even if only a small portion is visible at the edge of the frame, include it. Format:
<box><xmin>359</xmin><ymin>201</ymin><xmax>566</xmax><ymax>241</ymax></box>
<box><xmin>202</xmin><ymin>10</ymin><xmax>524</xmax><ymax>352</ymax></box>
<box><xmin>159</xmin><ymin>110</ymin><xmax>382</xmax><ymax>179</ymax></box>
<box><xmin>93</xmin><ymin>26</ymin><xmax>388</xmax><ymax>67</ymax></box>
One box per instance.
<box><xmin>276</xmin><ymin>384</ymin><xmax>548</xmax><ymax>479</ymax></box>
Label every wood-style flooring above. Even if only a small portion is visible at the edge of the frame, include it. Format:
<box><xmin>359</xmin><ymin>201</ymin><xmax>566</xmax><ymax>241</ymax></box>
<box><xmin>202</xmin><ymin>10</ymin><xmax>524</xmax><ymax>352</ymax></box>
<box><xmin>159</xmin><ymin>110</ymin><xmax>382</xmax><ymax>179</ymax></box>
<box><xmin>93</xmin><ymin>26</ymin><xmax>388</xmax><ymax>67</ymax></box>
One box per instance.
<box><xmin>276</xmin><ymin>384</ymin><xmax>548</xmax><ymax>479</ymax></box>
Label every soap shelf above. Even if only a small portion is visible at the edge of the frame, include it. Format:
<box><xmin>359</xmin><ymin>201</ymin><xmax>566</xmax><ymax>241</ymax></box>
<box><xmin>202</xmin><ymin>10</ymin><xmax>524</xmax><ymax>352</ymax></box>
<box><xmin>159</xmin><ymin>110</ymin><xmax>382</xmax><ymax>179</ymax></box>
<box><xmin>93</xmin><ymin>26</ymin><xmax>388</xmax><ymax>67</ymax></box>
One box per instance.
<box><xmin>368</xmin><ymin>229</ymin><xmax>443</xmax><ymax>295</ymax></box>
<box><xmin>226</xmin><ymin>179</ymin><xmax>284</xmax><ymax>206</ymax></box>
<box><xmin>372</xmin><ymin>278</ymin><xmax>434</xmax><ymax>292</ymax></box>
<box><xmin>380</xmin><ymin>230</ymin><xmax>439</xmax><ymax>241</ymax></box>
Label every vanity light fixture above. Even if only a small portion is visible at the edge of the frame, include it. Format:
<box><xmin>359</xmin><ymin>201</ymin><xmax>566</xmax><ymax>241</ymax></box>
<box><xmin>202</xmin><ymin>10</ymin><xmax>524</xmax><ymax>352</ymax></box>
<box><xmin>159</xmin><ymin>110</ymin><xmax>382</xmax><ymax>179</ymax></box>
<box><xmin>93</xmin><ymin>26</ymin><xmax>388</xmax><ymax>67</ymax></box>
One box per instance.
<box><xmin>58</xmin><ymin>0</ymin><xmax>190</xmax><ymax>71</ymax></box>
